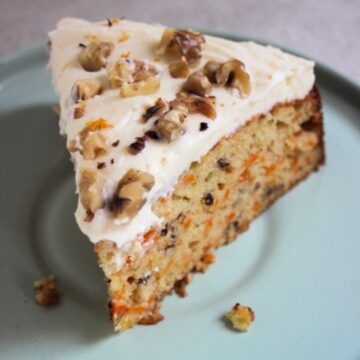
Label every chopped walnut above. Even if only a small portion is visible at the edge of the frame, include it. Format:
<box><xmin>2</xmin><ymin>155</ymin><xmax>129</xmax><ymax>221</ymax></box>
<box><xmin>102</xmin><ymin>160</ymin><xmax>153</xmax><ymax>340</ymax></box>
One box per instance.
<box><xmin>157</xmin><ymin>28</ymin><xmax>176</xmax><ymax>55</ymax></box>
<box><xmin>71</xmin><ymin>79</ymin><xmax>102</xmax><ymax>101</ymax></box>
<box><xmin>67</xmin><ymin>139</ymin><xmax>78</xmax><ymax>153</ymax></box>
<box><xmin>107</xmin><ymin>59</ymin><xmax>158</xmax><ymax>88</ymax></box>
<box><xmin>226</xmin><ymin>303</ymin><xmax>255</xmax><ymax>332</ymax></box>
<box><xmin>142</xmin><ymin>98</ymin><xmax>168</xmax><ymax>122</ymax></box>
<box><xmin>79</xmin><ymin>168</ymin><xmax>104</xmax><ymax>213</ymax></box>
<box><xmin>203</xmin><ymin>60</ymin><xmax>221</xmax><ymax>82</ymax></box>
<box><xmin>81</xmin><ymin>131</ymin><xmax>108</xmax><ymax>160</ymax></box>
<box><xmin>74</xmin><ymin>106</ymin><xmax>85</xmax><ymax>119</ymax></box>
<box><xmin>169</xmin><ymin>57</ymin><xmax>189</xmax><ymax>78</ymax></box>
<box><xmin>128</xmin><ymin>136</ymin><xmax>146</xmax><ymax>155</ymax></box>
<box><xmin>173</xmin><ymin>92</ymin><xmax>216</xmax><ymax>120</ymax></box>
<box><xmin>34</xmin><ymin>275</ymin><xmax>60</xmax><ymax>306</ymax></box>
<box><xmin>120</xmin><ymin>77</ymin><xmax>160</xmax><ymax>97</ymax></box>
<box><xmin>215</xmin><ymin>59</ymin><xmax>251</xmax><ymax>96</ymax></box>
<box><xmin>77</xmin><ymin>119</ymin><xmax>113</xmax><ymax>160</ymax></box>
<box><xmin>183</xmin><ymin>70</ymin><xmax>211</xmax><ymax>96</ymax></box>
<box><xmin>109</xmin><ymin>169</ymin><xmax>155</xmax><ymax>220</ymax></box>
<box><xmin>145</xmin><ymin>130</ymin><xmax>160</xmax><ymax>140</ymax></box>
<box><xmin>157</xmin><ymin>28</ymin><xmax>205</xmax><ymax>63</ymax></box>
<box><xmin>107</xmin><ymin>59</ymin><xmax>134</xmax><ymax>88</ymax></box>
<box><xmin>78</xmin><ymin>41</ymin><xmax>114</xmax><ymax>71</ymax></box>
<box><xmin>156</xmin><ymin>104</ymin><xmax>188</xmax><ymax>141</ymax></box>
<box><xmin>73</xmin><ymin>100</ymin><xmax>86</xmax><ymax>119</ymax></box>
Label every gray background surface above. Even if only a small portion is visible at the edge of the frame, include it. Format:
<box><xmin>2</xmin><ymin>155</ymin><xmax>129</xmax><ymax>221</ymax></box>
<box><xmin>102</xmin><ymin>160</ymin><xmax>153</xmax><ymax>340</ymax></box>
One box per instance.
<box><xmin>0</xmin><ymin>0</ymin><xmax>359</xmax><ymax>82</ymax></box>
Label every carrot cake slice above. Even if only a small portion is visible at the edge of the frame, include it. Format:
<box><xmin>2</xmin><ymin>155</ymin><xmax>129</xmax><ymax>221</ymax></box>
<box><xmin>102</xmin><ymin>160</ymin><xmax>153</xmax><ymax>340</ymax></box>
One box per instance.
<box><xmin>48</xmin><ymin>18</ymin><xmax>324</xmax><ymax>331</ymax></box>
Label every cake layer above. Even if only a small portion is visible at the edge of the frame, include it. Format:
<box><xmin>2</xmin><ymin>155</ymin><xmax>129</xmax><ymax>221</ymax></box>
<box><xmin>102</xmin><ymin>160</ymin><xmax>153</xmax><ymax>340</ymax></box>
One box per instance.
<box><xmin>49</xmin><ymin>18</ymin><xmax>315</xmax><ymax>258</ymax></box>
<box><xmin>94</xmin><ymin>88</ymin><xmax>324</xmax><ymax>331</ymax></box>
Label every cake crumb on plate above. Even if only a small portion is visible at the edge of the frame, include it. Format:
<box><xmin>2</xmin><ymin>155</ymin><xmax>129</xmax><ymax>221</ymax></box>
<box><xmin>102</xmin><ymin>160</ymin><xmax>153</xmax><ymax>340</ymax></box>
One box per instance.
<box><xmin>33</xmin><ymin>275</ymin><xmax>61</xmax><ymax>306</ymax></box>
<box><xmin>226</xmin><ymin>303</ymin><xmax>255</xmax><ymax>332</ymax></box>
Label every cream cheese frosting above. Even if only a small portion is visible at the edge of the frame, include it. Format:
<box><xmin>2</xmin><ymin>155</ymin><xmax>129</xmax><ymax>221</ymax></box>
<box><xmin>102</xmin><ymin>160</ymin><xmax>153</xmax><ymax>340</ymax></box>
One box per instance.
<box><xmin>49</xmin><ymin>18</ymin><xmax>315</xmax><ymax>251</ymax></box>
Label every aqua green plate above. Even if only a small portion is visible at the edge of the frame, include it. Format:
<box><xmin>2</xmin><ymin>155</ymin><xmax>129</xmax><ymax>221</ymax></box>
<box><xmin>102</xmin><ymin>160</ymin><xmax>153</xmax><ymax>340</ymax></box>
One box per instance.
<box><xmin>0</xmin><ymin>33</ymin><xmax>359</xmax><ymax>360</ymax></box>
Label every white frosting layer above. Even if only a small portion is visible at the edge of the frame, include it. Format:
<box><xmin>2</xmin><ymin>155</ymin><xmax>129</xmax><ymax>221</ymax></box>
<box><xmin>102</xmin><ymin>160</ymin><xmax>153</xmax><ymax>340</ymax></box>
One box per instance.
<box><xmin>49</xmin><ymin>18</ymin><xmax>315</xmax><ymax>250</ymax></box>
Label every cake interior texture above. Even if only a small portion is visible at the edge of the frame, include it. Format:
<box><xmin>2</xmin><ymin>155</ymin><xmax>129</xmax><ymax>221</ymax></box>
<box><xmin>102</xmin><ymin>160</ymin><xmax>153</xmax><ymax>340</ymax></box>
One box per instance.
<box><xmin>95</xmin><ymin>87</ymin><xmax>324</xmax><ymax>331</ymax></box>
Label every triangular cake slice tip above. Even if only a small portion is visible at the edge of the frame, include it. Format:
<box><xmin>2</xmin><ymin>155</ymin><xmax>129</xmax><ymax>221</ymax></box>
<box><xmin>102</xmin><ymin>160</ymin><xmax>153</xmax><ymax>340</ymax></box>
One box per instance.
<box><xmin>49</xmin><ymin>18</ymin><xmax>324</xmax><ymax>331</ymax></box>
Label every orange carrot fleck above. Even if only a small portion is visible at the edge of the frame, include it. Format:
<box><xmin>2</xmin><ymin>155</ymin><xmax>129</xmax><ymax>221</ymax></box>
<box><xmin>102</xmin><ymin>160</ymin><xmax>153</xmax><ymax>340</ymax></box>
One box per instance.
<box><xmin>204</xmin><ymin>217</ymin><xmax>213</xmax><ymax>236</ymax></box>
<box><xmin>183</xmin><ymin>217</ymin><xmax>192</xmax><ymax>230</ymax></box>
<box><xmin>118</xmin><ymin>32</ymin><xmax>129</xmax><ymax>43</ymax></box>
<box><xmin>182</xmin><ymin>173</ymin><xmax>197</xmax><ymax>185</ymax></box>
<box><xmin>225</xmin><ymin>211</ymin><xmax>237</xmax><ymax>222</ymax></box>
<box><xmin>127</xmin><ymin>305</ymin><xmax>147</xmax><ymax>314</ymax></box>
<box><xmin>112</xmin><ymin>303</ymin><xmax>128</xmax><ymax>319</ymax></box>
<box><xmin>223</xmin><ymin>189</ymin><xmax>230</xmax><ymax>201</ymax></box>
<box><xmin>244</xmin><ymin>154</ymin><xmax>258</xmax><ymax>167</ymax></box>
<box><xmin>153</xmin><ymin>56</ymin><xmax>161</xmax><ymax>62</ymax></box>
<box><xmin>86</xmin><ymin>118</ymin><xmax>113</xmax><ymax>131</ymax></box>
<box><xmin>252</xmin><ymin>200</ymin><xmax>261</xmax><ymax>213</ymax></box>
<box><xmin>291</xmin><ymin>156</ymin><xmax>299</xmax><ymax>170</ymax></box>
<box><xmin>239</xmin><ymin>169</ymin><xmax>250</xmax><ymax>183</ymax></box>
<box><xmin>202</xmin><ymin>252</ymin><xmax>215</xmax><ymax>264</ymax></box>
<box><xmin>121</xmin><ymin>51</ymin><xmax>131</xmax><ymax>58</ymax></box>
<box><xmin>143</xmin><ymin>227</ymin><xmax>156</xmax><ymax>243</ymax></box>
<box><xmin>158</xmin><ymin>196</ymin><xmax>167</xmax><ymax>204</ymax></box>
<box><xmin>86</xmin><ymin>34</ymin><xmax>97</xmax><ymax>41</ymax></box>
<box><xmin>160</xmin><ymin>260</ymin><xmax>173</xmax><ymax>276</ymax></box>
<box><xmin>265</xmin><ymin>163</ymin><xmax>277</xmax><ymax>176</ymax></box>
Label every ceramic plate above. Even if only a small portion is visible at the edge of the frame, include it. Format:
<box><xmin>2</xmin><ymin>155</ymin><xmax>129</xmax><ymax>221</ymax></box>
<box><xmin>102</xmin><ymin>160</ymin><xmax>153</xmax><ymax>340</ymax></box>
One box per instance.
<box><xmin>0</xmin><ymin>33</ymin><xmax>359</xmax><ymax>359</ymax></box>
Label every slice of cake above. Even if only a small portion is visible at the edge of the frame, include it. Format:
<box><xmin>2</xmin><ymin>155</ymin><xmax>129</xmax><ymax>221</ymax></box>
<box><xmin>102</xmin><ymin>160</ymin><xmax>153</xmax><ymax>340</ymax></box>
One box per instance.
<box><xmin>49</xmin><ymin>18</ymin><xmax>324</xmax><ymax>331</ymax></box>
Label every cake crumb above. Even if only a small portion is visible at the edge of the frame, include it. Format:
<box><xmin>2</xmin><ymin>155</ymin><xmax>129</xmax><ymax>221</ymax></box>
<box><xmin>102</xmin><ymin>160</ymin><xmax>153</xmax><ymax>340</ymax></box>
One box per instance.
<box><xmin>226</xmin><ymin>303</ymin><xmax>254</xmax><ymax>332</ymax></box>
<box><xmin>33</xmin><ymin>275</ymin><xmax>61</xmax><ymax>306</ymax></box>
<box><xmin>138</xmin><ymin>303</ymin><xmax>164</xmax><ymax>325</ymax></box>
<box><xmin>174</xmin><ymin>273</ymin><xmax>193</xmax><ymax>297</ymax></box>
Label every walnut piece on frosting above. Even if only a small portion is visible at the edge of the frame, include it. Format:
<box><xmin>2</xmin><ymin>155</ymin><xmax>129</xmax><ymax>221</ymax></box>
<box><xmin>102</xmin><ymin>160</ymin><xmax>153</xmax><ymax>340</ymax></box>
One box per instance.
<box><xmin>226</xmin><ymin>303</ymin><xmax>255</xmax><ymax>332</ymax></box>
<box><xmin>203</xmin><ymin>61</ymin><xmax>220</xmax><ymax>83</ymax></box>
<box><xmin>79</xmin><ymin>168</ymin><xmax>104</xmax><ymax>213</ymax></box>
<box><xmin>157</xmin><ymin>28</ymin><xmax>205</xmax><ymax>64</ymax></box>
<box><xmin>119</xmin><ymin>77</ymin><xmax>160</xmax><ymax>98</ymax></box>
<box><xmin>107</xmin><ymin>59</ymin><xmax>158</xmax><ymax>88</ymax></box>
<box><xmin>72</xmin><ymin>79</ymin><xmax>102</xmax><ymax>101</ymax></box>
<box><xmin>78</xmin><ymin>41</ymin><xmax>114</xmax><ymax>72</ymax></box>
<box><xmin>107</xmin><ymin>59</ymin><xmax>159</xmax><ymax>97</ymax></box>
<box><xmin>156</xmin><ymin>104</ymin><xmax>188</xmax><ymax>142</ymax></box>
<box><xmin>173</xmin><ymin>92</ymin><xmax>217</xmax><ymax>120</ymax></box>
<box><xmin>183</xmin><ymin>70</ymin><xmax>211</xmax><ymax>96</ymax></box>
<box><xmin>204</xmin><ymin>59</ymin><xmax>251</xmax><ymax>96</ymax></box>
<box><xmin>109</xmin><ymin>169</ymin><xmax>155</xmax><ymax>220</ymax></box>
<box><xmin>77</xmin><ymin>118</ymin><xmax>113</xmax><ymax>160</ymax></box>
<box><xmin>81</xmin><ymin>132</ymin><xmax>108</xmax><ymax>160</ymax></box>
<box><xmin>107</xmin><ymin>60</ymin><xmax>134</xmax><ymax>88</ymax></box>
<box><xmin>169</xmin><ymin>57</ymin><xmax>189</xmax><ymax>78</ymax></box>
<box><xmin>158</xmin><ymin>28</ymin><xmax>206</xmax><ymax>79</ymax></box>
<box><xmin>142</xmin><ymin>98</ymin><xmax>168</xmax><ymax>122</ymax></box>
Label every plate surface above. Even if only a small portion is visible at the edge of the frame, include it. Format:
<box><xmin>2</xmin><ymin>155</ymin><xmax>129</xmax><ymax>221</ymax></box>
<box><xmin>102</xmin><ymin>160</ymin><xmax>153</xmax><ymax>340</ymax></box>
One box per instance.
<box><xmin>0</xmin><ymin>34</ymin><xmax>359</xmax><ymax>360</ymax></box>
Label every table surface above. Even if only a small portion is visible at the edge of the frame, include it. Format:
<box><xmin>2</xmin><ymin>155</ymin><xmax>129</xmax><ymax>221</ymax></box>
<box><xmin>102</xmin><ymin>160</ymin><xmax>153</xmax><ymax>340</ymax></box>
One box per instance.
<box><xmin>0</xmin><ymin>0</ymin><xmax>359</xmax><ymax>83</ymax></box>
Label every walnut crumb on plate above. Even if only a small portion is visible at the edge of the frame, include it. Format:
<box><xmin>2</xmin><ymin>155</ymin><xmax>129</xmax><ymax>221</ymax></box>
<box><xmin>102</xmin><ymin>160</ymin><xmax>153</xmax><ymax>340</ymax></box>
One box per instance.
<box><xmin>226</xmin><ymin>303</ymin><xmax>255</xmax><ymax>332</ymax></box>
<box><xmin>33</xmin><ymin>275</ymin><xmax>61</xmax><ymax>306</ymax></box>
